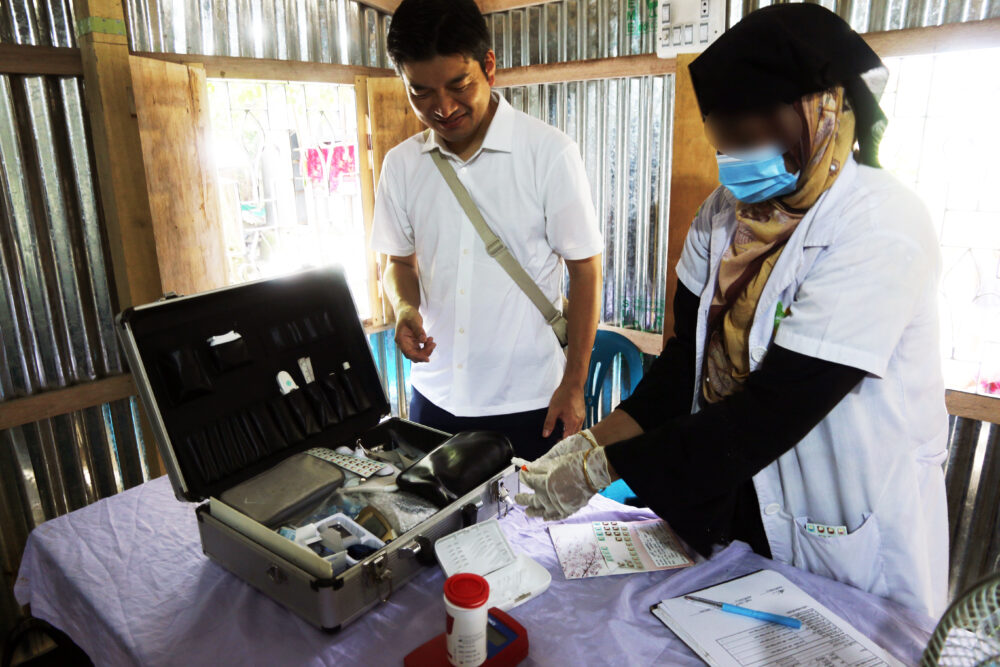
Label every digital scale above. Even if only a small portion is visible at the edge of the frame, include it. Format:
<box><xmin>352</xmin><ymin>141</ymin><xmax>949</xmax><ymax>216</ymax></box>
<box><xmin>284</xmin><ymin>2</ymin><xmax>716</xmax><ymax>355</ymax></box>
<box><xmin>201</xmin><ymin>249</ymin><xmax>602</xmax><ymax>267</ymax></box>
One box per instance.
<box><xmin>403</xmin><ymin>608</ymin><xmax>529</xmax><ymax>667</ymax></box>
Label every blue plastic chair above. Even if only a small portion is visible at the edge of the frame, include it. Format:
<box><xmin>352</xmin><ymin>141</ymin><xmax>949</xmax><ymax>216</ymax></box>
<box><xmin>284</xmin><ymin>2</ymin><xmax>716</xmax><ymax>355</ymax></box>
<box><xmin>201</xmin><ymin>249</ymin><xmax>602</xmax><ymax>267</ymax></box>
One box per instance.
<box><xmin>584</xmin><ymin>329</ymin><xmax>644</xmax><ymax>504</ymax></box>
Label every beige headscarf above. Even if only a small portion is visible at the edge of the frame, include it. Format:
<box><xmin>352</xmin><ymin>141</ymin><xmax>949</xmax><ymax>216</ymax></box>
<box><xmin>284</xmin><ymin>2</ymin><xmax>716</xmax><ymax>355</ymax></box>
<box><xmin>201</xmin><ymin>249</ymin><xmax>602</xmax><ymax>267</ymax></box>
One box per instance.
<box><xmin>702</xmin><ymin>86</ymin><xmax>856</xmax><ymax>403</ymax></box>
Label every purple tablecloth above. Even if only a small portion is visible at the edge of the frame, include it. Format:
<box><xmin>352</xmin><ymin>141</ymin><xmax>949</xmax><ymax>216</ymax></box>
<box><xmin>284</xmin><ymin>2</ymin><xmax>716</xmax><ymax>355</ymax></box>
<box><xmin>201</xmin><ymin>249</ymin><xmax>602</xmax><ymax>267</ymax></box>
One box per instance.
<box><xmin>15</xmin><ymin>475</ymin><xmax>936</xmax><ymax>666</ymax></box>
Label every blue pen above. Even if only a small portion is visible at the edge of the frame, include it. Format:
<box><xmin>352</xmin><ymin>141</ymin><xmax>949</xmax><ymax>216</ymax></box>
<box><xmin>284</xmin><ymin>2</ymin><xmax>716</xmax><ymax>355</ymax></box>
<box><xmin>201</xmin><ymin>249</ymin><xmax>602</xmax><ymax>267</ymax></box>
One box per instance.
<box><xmin>684</xmin><ymin>595</ymin><xmax>802</xmax><ymax>630</ymax></box>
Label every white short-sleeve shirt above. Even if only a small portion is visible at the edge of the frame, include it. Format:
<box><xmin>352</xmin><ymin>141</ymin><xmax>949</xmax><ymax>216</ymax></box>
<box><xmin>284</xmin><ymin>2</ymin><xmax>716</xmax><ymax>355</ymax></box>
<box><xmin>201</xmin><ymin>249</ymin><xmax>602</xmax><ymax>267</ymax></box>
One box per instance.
<box><xmin>371</xmin><ymin>94</ymin><xmax>602</xmax><ymax>416</ymax></box>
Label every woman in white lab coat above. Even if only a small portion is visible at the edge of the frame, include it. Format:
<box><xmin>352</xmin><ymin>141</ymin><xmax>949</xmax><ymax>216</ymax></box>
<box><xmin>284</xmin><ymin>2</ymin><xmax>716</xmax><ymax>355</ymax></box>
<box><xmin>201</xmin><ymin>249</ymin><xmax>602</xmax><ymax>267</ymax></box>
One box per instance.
<box><xmin>514</xmin><ymin>3</ymin><xmax>949</xmax><ymax>617</ymax></box>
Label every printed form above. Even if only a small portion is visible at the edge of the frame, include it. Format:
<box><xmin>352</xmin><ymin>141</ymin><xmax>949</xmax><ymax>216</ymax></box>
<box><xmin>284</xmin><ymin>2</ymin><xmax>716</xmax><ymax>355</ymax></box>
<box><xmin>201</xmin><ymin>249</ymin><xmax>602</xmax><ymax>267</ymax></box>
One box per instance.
<box><xmin>652</xmin><ymin>569</ymin><xmax>903</xmax><ymax>667</ymax></box>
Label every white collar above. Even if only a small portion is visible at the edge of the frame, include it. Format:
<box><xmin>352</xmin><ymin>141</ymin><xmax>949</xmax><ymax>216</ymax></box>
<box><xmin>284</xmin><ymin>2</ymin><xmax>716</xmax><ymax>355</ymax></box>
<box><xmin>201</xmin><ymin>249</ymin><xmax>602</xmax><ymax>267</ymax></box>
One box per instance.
<box><xmin>421</xmin><ymin>92</ymin><xmax>514</xmax><ymax>160</ymax></box>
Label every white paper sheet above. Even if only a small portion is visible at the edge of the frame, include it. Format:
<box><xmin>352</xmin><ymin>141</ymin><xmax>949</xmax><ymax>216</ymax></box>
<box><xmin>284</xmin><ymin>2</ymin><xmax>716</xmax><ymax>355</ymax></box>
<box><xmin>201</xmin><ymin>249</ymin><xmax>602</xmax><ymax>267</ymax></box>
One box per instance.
<box><xmin>652</xmin><ymin>569</ymin><xmax>903</xmax><ymax>667</ymax></box>
<box><xmin>548</xmin><ymin>519</ymin><xmax>693</xmax><ymax>579</ymax></box>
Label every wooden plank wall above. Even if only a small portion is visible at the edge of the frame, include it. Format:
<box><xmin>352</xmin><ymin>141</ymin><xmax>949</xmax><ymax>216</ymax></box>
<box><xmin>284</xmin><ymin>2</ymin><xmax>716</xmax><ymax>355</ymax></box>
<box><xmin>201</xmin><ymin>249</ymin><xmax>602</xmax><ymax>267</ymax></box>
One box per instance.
<box><xmin>130</xmin><ymin>56</ymin><xmax>229</xmax><ymax>296</ymax></box>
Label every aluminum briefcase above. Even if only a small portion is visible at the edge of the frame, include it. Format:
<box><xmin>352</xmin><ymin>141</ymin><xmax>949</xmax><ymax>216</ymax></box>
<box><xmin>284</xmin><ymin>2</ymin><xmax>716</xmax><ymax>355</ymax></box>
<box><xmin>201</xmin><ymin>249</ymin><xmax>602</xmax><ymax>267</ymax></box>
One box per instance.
<box><xmin>116</xmin><ymin>266</ymin><xmax>518</xmax><ymax>631</ymax></box>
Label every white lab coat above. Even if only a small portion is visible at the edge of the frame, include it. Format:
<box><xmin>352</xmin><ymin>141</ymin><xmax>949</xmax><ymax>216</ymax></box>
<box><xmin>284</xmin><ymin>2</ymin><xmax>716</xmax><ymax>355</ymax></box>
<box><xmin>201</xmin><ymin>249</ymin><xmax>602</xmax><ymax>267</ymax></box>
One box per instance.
<box><xmin>676</xmin><ymin>156</ymin><xmax>949</xmax><ymax>618</ymax></box>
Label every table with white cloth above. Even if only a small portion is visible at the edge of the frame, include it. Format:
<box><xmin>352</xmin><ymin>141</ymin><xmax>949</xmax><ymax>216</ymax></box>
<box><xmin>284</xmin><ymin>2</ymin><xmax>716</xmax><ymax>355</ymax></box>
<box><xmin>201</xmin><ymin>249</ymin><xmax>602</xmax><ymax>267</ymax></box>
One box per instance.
<box><xmin>14</xmin><ymin>475</ymin><xmax>936</xmax><ymax>666</ymax></box>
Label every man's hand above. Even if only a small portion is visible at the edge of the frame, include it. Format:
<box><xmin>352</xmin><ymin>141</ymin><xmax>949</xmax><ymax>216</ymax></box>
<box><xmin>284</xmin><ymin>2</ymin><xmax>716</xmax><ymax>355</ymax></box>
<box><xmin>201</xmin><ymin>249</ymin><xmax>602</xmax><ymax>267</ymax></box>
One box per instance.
<box><xmin>542</xmin><ymin>381</ymin><xmax>585</xmax><ymax>439</ymax></box>
<box><xmin>395</xmin><ymin>305</ymin><xmax>436</xmax><ymax>362</ymax></box>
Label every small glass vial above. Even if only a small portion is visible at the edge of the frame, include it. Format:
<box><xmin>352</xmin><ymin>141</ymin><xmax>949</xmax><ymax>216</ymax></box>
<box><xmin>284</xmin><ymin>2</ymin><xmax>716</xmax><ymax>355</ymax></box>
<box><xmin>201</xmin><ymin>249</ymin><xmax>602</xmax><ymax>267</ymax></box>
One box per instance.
<box><xmin>443</xmin><ymin>573</ymin><xmax>490</xmax><ymax>667</ymax></box>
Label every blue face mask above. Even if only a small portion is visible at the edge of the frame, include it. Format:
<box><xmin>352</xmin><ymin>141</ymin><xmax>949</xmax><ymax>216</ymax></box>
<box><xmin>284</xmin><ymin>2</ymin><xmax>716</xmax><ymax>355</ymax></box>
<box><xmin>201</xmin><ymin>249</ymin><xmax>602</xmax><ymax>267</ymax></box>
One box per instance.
<box><xmin>716</xmin><ymin>145</ymin><xmax>800</xmax><ymax>204</ymax></box>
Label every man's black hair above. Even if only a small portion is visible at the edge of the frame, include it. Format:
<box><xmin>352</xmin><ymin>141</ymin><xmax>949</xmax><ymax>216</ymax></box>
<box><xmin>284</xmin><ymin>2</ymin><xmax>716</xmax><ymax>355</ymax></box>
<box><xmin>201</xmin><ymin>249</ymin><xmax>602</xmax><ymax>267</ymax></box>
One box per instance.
<box><xmin>387</xmin><ymin>0</ymin><xmax>492</xmax><ymax>74</ymax></box>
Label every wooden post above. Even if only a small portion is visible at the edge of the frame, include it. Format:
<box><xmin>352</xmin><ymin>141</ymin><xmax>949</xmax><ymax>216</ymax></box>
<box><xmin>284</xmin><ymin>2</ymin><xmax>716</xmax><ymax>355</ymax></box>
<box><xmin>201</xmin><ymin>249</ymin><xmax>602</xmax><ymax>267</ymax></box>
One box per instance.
<box><xmin>73</xmin><ymin>0</ymin><xmax>165</xmax><ymax>477</ymax></box>
<box><xmin>662</xmin><ymin>53</ymin><xmax>718</xmax><ymax>345</ymax></box>
<box><xmin>362</xmin><ymin>76</ymin><xmax>427</xmax><ymax>326</ymax></box>
<box><xmin>355</xmin><ymin>76</ymin><xmax>387</xmax><ymax>327</ymax></box>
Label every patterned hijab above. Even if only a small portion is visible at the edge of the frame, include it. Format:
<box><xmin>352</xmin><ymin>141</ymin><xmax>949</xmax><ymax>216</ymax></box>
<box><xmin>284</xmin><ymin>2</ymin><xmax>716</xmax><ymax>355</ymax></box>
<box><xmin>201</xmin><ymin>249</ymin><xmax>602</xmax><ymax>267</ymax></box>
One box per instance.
<box><xmin>702</xmin><ymin>87</ymin><xmax>856</xmax><ymax>403</ymax></box>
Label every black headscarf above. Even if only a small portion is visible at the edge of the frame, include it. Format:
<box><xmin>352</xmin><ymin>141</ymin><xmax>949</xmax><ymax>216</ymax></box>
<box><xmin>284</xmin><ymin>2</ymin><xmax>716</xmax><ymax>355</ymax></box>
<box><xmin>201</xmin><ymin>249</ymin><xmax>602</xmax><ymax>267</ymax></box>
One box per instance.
<box><xmin>689</xmin><ymin>3</ymin><xmax>888</xmax><ymax>167</ymax></box>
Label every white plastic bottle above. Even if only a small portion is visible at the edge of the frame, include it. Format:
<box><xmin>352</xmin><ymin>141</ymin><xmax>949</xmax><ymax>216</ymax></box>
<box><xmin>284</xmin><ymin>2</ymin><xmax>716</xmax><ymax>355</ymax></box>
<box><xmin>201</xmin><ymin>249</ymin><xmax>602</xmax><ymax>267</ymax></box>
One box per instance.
<box><xmin>443</xmin><ymin>573</ymin><xmax>490</xmax><ymax>667</ymax></box>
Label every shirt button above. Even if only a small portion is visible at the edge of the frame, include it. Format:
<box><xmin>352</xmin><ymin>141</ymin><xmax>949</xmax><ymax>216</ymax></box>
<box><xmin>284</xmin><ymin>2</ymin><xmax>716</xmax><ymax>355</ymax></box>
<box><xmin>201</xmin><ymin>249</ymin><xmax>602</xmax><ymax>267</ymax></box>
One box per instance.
<box><xmin>457</xmin><ymin>364</ymin><xmax>464</xmax><ymax>369</ymax></box>
<box><xmin>764</xmin><ymin>503</ymin><xmax>781</xmax><ymax>516</ymax></box>
<box><xmin>463</xmin><ymin>249</ymin><xmax>470</xmax><ymax>255</ymax></box>
<box><xmin>459</xmin><ymin>328</ymin><xmax>465</xmax><ymax>334</ymax></box>
<box><xmin>750</xmin><ymin>346</ymin><xmax>767</xmax><ymax>363</ymax></box>
<box><xmin>459</xmin><ymin>289</ymin><xmax>465</xmax><ymax>295</ymax></box>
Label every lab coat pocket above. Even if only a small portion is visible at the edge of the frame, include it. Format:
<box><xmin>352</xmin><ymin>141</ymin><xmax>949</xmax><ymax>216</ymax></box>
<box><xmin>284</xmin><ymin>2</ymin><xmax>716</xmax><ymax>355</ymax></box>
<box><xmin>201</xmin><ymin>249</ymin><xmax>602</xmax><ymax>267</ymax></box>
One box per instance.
<box><xmin>791</xmin><ymin>513</ymin><xmax>889</xmax><ymax>597</ymax></box>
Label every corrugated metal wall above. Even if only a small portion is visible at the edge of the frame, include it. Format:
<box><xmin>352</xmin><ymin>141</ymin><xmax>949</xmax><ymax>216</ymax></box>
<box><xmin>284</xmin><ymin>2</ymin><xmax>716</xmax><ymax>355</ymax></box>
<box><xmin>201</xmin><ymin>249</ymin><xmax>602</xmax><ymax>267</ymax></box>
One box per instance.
<box><xmin>498</xmin><ymin>75</ymin><xmax>673</xmax><ymax>332</ymax></box>
<box><xmin>485</xmin><ymin>0</ymin><xmax>656</xmax><ymax>67</ymax></box>
<box><xmin>124</xmin><ymin>0</ymin><xmax>392</xmax><ymax>67</ymax></box>
<box><xmin>945</xmin><ymin>416</ymin><xmax>1000</xmax><ymax>598</ymax></box>
<box><xmin>0</xmin><ymin>0</ymin><xmax>152</xmax><ymax>642</ymax></box>
<box><xmin>728</xmin><ymin>0</ymin><xmax>1000</xmax><ymax>33</ymax></box>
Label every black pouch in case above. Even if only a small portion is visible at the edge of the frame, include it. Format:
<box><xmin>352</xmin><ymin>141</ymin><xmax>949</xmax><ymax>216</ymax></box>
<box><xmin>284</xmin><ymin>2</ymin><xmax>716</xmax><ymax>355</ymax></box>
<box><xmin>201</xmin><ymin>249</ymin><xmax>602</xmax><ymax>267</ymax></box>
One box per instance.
<box><xmin>187</xmin><ymin>430</ymin><xmax>221</xmax><ymax>483</ymax></box>
<box><xmin>267</xmin><ymin>395</ymin><xmax>306</xmax><ymax>444</ymax></box>
<box><xmin>338</xmin><ymin>364</ymin><xmax>371</xmax><ymax>412</ymax></box>
<box><xmin>300</xmin><ymin>316</ymin><xmax>321</xmax><ymax>343</ymax></box>
<box><xmin>397</xmin><ymin>431</ymin><xmax>514</xmax><ymax>508</ymax></box>
<box><xmin>303</xmin><ymin>384</ymin><xmax>340</xmax><ymax>428</ymax></box>
<box><xmin>159</xmin><ymin>346</ymin><xmax>213</xmax><ymax>404</ymax></box>
<box><xmin>205</xmin><ymin>423</ymin><xmax>237</xmax><ymax>476</ymax></box>
<box><xmin>286</xmin><ymin>321</ymin><xmax>304</xmax><ymax>348</ymax></box>
<box><xmin>322</xmin><ymin>373</ymin><xmax>358</xmax><ymax>420</ymax></box>
<box><xmin>238</xmin><ymin>410</ymin><xmax>273</xmax><ymax>458</ymax></box>
<box><xmin>283</xmin><ymin>390</ymin><xmax>320</xmax><ymax>436</ymax></box>
<box><xmin>220</xmin><ymin>416</ymin><xmax>254</xmax><ymax>468</ymax></box>
<box><xmin>208</xmin><ymin>336</ymin><xmax>251</xmax><ymax>372</ymax></box>
<box><xmin>179</xmin><ymin>433</ymin><xmax>211</xmax><ymax>486</ymax></box>
<box><xmin>245</xmin><ymin>406</ymin><xmax>287</xmax><ymax>454</ymax></box>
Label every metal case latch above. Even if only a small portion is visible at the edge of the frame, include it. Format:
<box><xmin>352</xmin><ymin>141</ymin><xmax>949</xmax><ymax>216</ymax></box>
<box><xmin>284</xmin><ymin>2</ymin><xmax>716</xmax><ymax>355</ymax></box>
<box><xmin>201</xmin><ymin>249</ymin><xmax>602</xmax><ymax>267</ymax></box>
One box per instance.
<box><xmin>491</xmin><ymin>479</ymin><xmax>513</xmax><ymax>518</ymax></box>
<box><xmin>364</xmin><ymin>553</ymin><xmax>394</xmax><ymax>603</ymax></box>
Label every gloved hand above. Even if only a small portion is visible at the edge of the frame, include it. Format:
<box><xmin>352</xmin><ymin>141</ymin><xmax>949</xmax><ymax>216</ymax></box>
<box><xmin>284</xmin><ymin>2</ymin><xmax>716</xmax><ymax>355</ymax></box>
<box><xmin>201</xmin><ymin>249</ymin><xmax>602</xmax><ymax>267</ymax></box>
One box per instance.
<box><xmin>510</xmin><ymin>429</ymin><xmax>599</xmax><ymax>471</ymax></box>
<box><xmin>514</xmin><ymin>446</ymin><xmax>612</xmax><ymax>521</ymax></box>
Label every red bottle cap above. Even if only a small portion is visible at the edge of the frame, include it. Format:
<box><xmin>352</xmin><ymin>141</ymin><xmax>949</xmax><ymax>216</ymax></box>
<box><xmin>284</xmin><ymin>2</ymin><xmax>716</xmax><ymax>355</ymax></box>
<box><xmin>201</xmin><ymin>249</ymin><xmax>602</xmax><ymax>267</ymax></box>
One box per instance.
<box><xmin>444</xmin><ymin>573</ymin><xmax>490</xmax><ymax>609</ymax></box>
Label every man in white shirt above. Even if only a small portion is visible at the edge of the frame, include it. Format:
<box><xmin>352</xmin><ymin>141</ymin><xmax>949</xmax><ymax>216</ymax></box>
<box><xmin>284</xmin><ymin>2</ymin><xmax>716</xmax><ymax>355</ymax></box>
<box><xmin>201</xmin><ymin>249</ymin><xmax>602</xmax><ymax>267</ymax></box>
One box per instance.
<box><xmin>372</xmin><ymin>0</ymin><xmax>603</xmax><ymax>459</ymax></box>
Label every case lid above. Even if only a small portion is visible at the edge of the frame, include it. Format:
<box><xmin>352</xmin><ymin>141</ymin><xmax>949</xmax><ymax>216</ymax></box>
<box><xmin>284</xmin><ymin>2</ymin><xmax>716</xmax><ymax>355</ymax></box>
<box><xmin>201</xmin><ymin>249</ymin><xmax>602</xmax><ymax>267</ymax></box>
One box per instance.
<box><xmin>117</xmin><ymin>267</ymin><xmax>390</xmax><ymax>502</ymax></box>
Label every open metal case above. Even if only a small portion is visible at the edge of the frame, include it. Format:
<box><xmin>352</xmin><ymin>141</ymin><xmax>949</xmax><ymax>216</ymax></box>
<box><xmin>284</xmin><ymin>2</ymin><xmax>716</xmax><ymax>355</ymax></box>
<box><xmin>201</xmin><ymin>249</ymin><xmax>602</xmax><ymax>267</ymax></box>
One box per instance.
<box><xmin>116</xmin><ymin>267</ymin><xmax>517</xmax><ymax>631</ymax></box>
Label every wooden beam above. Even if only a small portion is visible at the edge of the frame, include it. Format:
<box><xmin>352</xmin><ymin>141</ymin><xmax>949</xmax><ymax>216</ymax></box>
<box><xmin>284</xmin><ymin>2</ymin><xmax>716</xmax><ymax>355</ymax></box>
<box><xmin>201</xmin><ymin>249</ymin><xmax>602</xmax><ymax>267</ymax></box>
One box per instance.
<box><xmin>864</xmin><ymin>17</ymin><xmax>1000</xmax><ymax>58</ymax></box>
<box><xmin>0</xmin><ymin>44</ymin><xmax>83</xmax><ymax>76</ymax></box>
<box><xmin>477</xmin><ymin>0</ymin><xmax>548</xmax><ymax>12</ymax></box>
<box><xmin>354</xmin><ymin>0</ymin><xmax>547</xmax><ymax>13</ymax></box>
<box><xmin>355</xmin><ymin>76</ymin><xmax>387</xmax><ymax>327</ymax></box>
<box><xmin>0</xmin><ymin>375</ymin><xmax>137</xmax><ymax>431</ymax></box>
<box><xmin>132</xmin><ymin>51</ymin><xmax>394</xmax><ymax>84</ymax></box>
<box><xmin>75</xmin><ymin>0</ymin><xmax>165</xmax><ymax>478</ymax></box>
<box><xmin>367</xmin><ymin>76</ymin><xmax>427</xmax><ymax>326</ymax></box>
<box><xmin>496</xmin><ymin>53</ymin><xmax>676</xmax><ymax>87</ymax></box>
<box><xmin>363</xmin><ymin>320</ymin><xmax>395</xmax><ymax>335</ymax></box>
<box><xmin>662</xmin><ymin>53</ymin><xmax>717</xmax><ymax>344</ymax></box>
<box><xmin>357</xmin><ymin>0</ymin><xmax>401</xmax><ymax>12</ymax></box>
<box><xmin>598</xmin><ymin>324</ymin><xmax>663</xmax><ymax>356</ymax></box>
<box><xmin>946</xmin><ymin>390</ymin><xmax>1000</xmax><ymax>424</ymax></box>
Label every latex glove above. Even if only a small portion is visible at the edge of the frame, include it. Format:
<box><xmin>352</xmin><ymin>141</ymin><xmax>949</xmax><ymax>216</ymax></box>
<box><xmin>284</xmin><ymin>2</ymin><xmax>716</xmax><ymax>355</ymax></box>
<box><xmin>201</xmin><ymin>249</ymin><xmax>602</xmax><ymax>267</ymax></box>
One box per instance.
<box><xmin>511</xmin><ymin>430</ymin><xmax>599</xmax><ymax>471</ymax></box>
<box><xmin>514</xmin><ymin>447</ymin><xmax>612</xmax><ymax>521</ymax></box>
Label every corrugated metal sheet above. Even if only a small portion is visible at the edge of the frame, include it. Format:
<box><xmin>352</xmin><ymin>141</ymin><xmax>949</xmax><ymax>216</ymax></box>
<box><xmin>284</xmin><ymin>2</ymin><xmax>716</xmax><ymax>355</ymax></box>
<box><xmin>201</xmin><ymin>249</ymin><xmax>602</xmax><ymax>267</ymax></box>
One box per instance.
<box><xmin>945</xmin><ymin>416</ymin><xmax>1000</xmax><ymax>598</ymax></box>
<box><xmin>485</xmin><ymin>0</ymin><xmax>656</xmax><ymax>67</ymax></box>
<box><xmin>728</xmin><ymin>0</ymin><xmax>1000</xmax><ymax>32</ymax></box>
<box><xmin>499</xmin><ymin>75</ymin><xmax>673</xmax><ymax>332</ymax></box>
<box><xmin>484</xmin><ymin>0</ymin><xmax>1000</xmax><ymax>70</ymax></box>
<box><xmin>123</xmin><ymin>0</ymin><xmax>391</xmax><ymax>67</ymax></box>
<box><xmin>0</xmin><ymin>65</ymin><xmax>149</xmax><ymax>646</ymax></box>
<box><xmin>0</xmin><ymin>0</ymin><xmax>77</xmax><ymax>47</ymax></box>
